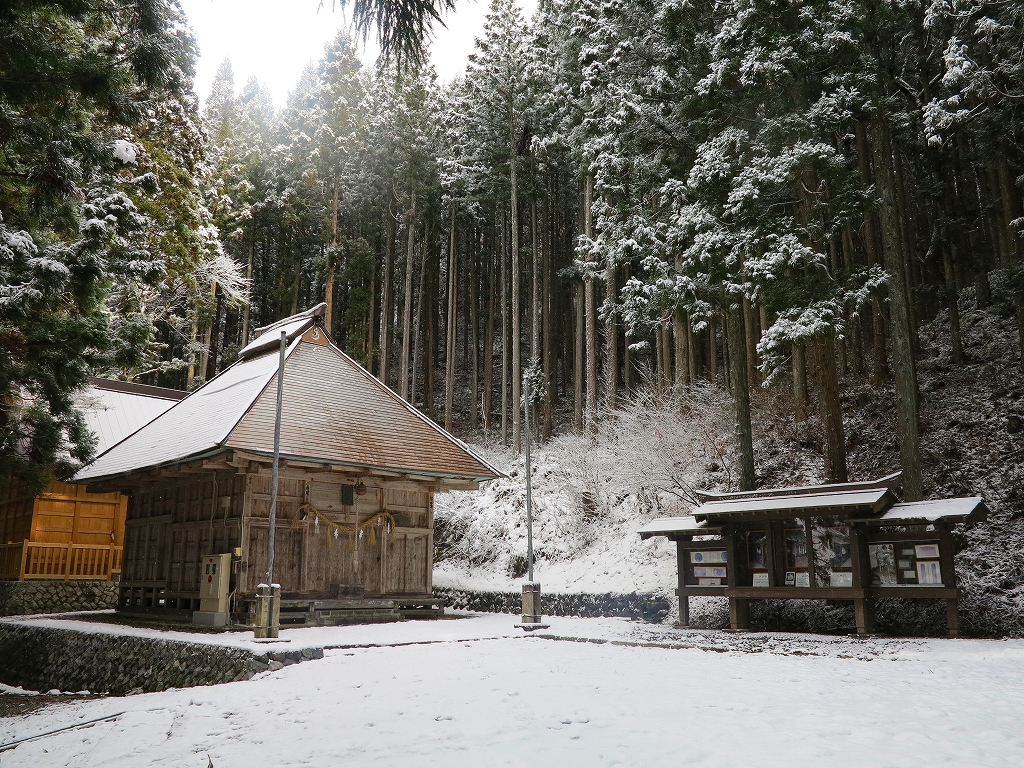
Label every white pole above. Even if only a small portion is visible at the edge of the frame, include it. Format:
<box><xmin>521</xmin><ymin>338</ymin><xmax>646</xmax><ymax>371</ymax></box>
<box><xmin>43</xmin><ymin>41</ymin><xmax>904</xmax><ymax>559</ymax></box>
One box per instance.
<box><xmin>267</xmin><ymin>330</ymin><xmax>286</xmax><ymax>589</ymax></box>
<box><xmin>524</xmin><ymin>374</ymin><xmax>534</xmax><ymax>583</ymax></box>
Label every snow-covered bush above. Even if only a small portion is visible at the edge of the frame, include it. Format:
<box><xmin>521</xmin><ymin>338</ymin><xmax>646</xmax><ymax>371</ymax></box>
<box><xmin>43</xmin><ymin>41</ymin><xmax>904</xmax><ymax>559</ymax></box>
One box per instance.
<box><xmin>433</xmin><ymin>384</ymin><xmax>735</xmax><ymax>596</ymax></box>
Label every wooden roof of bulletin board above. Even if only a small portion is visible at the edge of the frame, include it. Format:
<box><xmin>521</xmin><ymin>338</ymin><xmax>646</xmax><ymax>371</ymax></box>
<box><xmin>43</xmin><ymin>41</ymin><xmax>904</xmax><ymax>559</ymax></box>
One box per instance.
<box><xmin>77</xmin><ymin>305</ymin><xmax>500</xmax><ymax>484</ymax></box>
<box><xmin>639</xmin><ymin>473</ymin><xmax>988</xmax><ymax>537</ymax></box>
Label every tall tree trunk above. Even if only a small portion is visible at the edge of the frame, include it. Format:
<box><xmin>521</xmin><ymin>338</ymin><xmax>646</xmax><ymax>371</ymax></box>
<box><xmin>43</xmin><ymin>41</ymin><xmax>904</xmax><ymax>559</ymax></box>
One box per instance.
<box><xmin>872</xmin><ymin>119</ymin><xmax>923</xmax><ymax>500</ymax></box>
<box><xmin>206</xmin><ymin>284</ymin><xmax>224</xmax><ymax>380</ymax></box>
<box><xmin>687</xmin><ymin>316</ymin><xmax>697</xmax><ymax>383</ymax></box>
<box><xmin>743</xmin><ymin>297</ymin><xmax>759</xmax><ymax>388</ymax></box>
<box><xmin>856</xmin><ymin>122</ymin><xmax>890</xmax><ymax>384</ymax></box>
<box><xmin>367</xmin><ymin>246</ymin><xmax>376</xmax><ymax>369</ymax></box>
<box><xmin>674</xmin><ymin>309</ymin><xmax>689</xmax><ymax>387</ymax></box>
<box><xmin>425</xmin><ymin>238</ymin><xmax>436</xmax><ymax>419</ymax></box>
<box><xmin>574</xmin><ymin>281</ymin><xmax>584</xmax><ymax>431</ymax></box>
<box><xmin>605</xmin><ymin>258</ymin><xmax>617</xmax><ymax>409</ymax></box>
<box><xmin>841</xmin><ymin>226</ymin><xmax>865</xmax><ymax>376</ymax></box>
<box><xmin>708</xmin><ymin>316</ymin><xmax>718</xmax><ymax>383</ymax></box>
<box><xmin>511</xmin><ymin>155</ymin><xmax>522</xmax><ymax>450</ymax></box>
<box><xmin>483</xmin><ymin>235</ymin><xmax>495</xmax><ymax>432</ymax></box>
<box><xmin>793</xmin><ymin>343</ymin><xmax>808</xmax><ymax>423</ymax></box>
<box><xmin>810</xmin><ymin>336</ymin><xmax>847</xmax><ymax>483</ymax></box>
<box><xmin>501</xmin><ymin>208</ymin><xmax>510</xmax><ymax>445</ymax></box>
<box><xmin>542</xmin><ymin>178</ymin><xmax>554</xmax><ymax>440</ymax></box>
<box><xmin>445</xmin><ymin>208</ymin><xmax>457</xmax><ymax>432</ymax></box>
<box><xmin>938</xmin><ymin>178</ymin><xmax>964</xmax><ymax>365</ymax></box>
<box><xmin>198</xmin><ymin>280</ymin><xmax>217</xmax><ymax>381</ymax></box>
<box><xmin>470</xmin><ymin>233</ymin><xmax>480</xmax><ymax>430</ymax></box>
<box><xmin>726</xmin><ymin>302</ymin><xmax>756</xmax><ymax>490</ymax></box>
<box><xmin>531</xmin><ymin>184</ymin><xmax>540</xmax><ymax>363</ymax></box>
<box><xmin>379</xmin><ymin>210</ymin><xmax>395</xmax><ymax>385</ymax></box>
<box><xmin>187</xmin><ymin>318</ymin><xmax>199</xmax><ymax>388</ymax></box>
<box><xmin>399</xmin><ymin>188</ymin><xmax>416</xmax><ymax>401</ymax></box>
<box><xmin>290</xmin><ymin>248</ymin><xmax>302</xmax><ymax>316</ymax></box>
<box><xmin>325</xmin><ymin>174</ymin><xmax>339</xmax><ymax>333</ymax></box>
<box><xmin>241</xmin><ymin>243</ymin><xmax>254</xmax><ymax>346</ymax></box>
<box><xmin>411</xmin><ymin>238</ymin><xmax>427</xmax><ymax>409</ymax></box>
<box><xmin>997</xmin><ymin>153</ymin><xmax>1024</xmax><ymax>367</ymax></box>
<box><xmin>584</xmin><ymin>173</ymin><xmax>597</xmax><ymax>431</ymax></box>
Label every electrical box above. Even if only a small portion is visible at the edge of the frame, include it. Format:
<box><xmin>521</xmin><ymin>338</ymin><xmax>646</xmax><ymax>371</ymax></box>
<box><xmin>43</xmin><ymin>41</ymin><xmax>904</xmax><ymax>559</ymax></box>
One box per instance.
<box><xmin>199</xmin><ymin>553</ymin><xmax>231</xmax><ymax>613</ymax></box>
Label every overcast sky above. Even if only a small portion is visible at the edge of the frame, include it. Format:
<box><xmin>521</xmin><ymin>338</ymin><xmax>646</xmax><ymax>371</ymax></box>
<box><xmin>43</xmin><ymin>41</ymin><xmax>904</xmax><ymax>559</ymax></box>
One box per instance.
<box><xmin>178</xmin><ymin>0</ymin><xmax>537</xmax><ymax>107</ymax></box>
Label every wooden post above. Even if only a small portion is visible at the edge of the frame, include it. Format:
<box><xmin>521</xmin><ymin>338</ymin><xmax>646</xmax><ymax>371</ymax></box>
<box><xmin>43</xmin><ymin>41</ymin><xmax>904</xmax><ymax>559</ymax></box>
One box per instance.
<box><xmin>724</xmin><ymin>524</ymin><xmax>749</xmax><ymax>630</ymax></box>
<box><xmin>939</xmin><ymin>526</ymin><xmax>960</xmax><ymax>636</ymax></box>
<box><xmin>849</xmin><ymin>524</ymin><xmax>875</xmax><ymax>634</ymax></box>
<box><xmin>18</xmin><ymin>539</ymin><xmax>28</xmax><ymax>581</ymax></box>
<box><xmin>729</xmin><ymin>598</ymin><xmax>750</xmax><ymax>631</ymax></box>
<box><xmin>676</xmin><ymin>538</ymin><xmax>690</xmax><ymax>628</ymax></box>
<box><xmin>65</xmin><ymin>541</ymin><xmax>72</xmax><ymax>581</ymax></box>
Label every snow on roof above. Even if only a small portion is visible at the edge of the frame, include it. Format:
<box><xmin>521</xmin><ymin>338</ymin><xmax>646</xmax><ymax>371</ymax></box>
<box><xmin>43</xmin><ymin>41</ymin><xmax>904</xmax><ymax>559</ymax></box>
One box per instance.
<box><xmin>76</xmin><ymin>307</ymin><xmax>500</xmax><ymax>484</ymax></box>
<box><xmin>857</xmin><ymin>496</ymin><xmax>987</xmax><ymax>524</ymax></box>
<box><xmin>78</xmin><ymin>380</ymin><xmax>184</xmax><ymax>455</ymax></box>
<box><xmin>694</xmin><ymin>487</ymin><xmax>891</xmax><ymax>519</ymax></box>
<box><xmin>76</xmin><ymin>346</ymin><xmax>287</xmax><ymax>481</ymax></box>
<box><xmin>239</xmin><ymin>303</ymin><xmax>326</xmax><ymax>360</ymax></box>
<box><xmin>695</xmin><ymin>472</ymin><xmax>903</xmax><ymax>502</ymax></box>
<box><xmin>637</xmin><ymin>515</ymin><xmax>714</xmax><ymax>539</ymax></box>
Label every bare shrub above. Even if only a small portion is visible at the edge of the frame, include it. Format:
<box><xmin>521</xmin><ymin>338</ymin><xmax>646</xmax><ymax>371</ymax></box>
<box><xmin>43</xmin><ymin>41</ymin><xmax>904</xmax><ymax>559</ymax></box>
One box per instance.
<box><xmin>554</xmin><ymin>382</ymin><xmax>736</xmax><ymax>523</ymax></box>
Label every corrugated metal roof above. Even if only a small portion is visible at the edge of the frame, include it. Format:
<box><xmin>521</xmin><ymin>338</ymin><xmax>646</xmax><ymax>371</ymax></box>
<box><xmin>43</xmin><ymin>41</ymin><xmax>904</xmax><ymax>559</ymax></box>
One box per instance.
<box><xmin>76</xmin><ymin>320</ymin><xmax>499</xmax><ymax>483</ymax></box>
<box><xmin>77</xmin><ymin>386</ymin><xmax>182</xmax><ymax>455</ymax></box>
<box><xmin>637</xmin><ymin>516</ymin><xmax>714</xmax><ymax>539</ymax></box>
<box><xmin>694</xmin><ymin>487</ymin><xmax>891</xmax><ymax>519</ymax></box>
<box><xmin>76</xmin><ymin>347</ymin><xmax>286</xmax><ymax>481</ymax></box>
<box><xmin>227</xmin><ymin>339</ymin><xmax>497</xmax><ymax>480</ymax></box>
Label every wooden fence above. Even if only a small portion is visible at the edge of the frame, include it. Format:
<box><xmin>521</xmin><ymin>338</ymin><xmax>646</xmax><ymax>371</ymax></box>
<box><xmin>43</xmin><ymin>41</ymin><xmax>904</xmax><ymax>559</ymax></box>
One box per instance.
<box><xmin>0</xmin><ymin>541</ymin><xmax>122</xmax><ymax>581</ymax></box>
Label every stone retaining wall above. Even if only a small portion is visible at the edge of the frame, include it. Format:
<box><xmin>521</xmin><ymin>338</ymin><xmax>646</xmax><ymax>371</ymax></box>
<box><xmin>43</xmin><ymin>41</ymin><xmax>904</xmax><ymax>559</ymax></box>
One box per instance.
<box><xmin>0</xmin><ymin>623</ymin><xmax>323</xmax><ymax>695</ymax></box>
<box><xmin>0</xmin><ymin>580</ymin><xmax>118</xmax><ymax>616</ymax></box>
<box><xmin>434</xmin><ymin>586</ymin><xmax>669</xmax><ymax>620</ymax></box>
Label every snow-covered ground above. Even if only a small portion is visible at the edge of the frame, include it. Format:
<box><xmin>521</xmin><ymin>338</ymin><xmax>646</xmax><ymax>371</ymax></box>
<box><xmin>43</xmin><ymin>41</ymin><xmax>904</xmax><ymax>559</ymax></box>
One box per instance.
<box><xmin>2</xmin><ymin>613</ymin><xmax>1024</xmax><ymax>766</ymax></box>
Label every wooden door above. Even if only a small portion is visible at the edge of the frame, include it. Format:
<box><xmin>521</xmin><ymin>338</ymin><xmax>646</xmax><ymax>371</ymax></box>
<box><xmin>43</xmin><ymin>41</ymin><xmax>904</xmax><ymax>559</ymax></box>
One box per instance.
<box><xmin>383</xmin><ymin>530</ymin><xmax>430</xmax><ymax>595</ymax></box>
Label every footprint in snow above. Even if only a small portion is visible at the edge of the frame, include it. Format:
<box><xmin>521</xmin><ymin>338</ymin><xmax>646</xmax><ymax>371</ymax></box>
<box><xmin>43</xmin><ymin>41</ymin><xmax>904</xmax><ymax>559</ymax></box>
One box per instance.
<box><xmin>435</xmin><ymin>715</ymin><xmax>453</xmax><ymax>721</ymax></box>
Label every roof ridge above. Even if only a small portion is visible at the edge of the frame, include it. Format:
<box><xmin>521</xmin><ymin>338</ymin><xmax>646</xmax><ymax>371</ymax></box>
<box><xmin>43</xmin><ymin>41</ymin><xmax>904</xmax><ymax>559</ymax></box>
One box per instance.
<box><xmin>252</xmin><ymin>303</ymin><xmax>326</xmax><ymax>337</ymax></box>
<box><xmin>89</xmin><ymin>378</ymin><xmax>187</xmax><ymax>401</ymax></box>
<box><xmin>694</xmin><ymin>472</ymin><xmax>903</xmax><ymax>502</ymax></box>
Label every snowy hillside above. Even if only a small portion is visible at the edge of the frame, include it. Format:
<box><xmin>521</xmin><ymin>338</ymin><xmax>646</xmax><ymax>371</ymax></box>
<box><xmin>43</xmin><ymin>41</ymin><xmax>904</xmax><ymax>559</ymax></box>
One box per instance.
<box><xmin>434</xmin><ymin>386</ymin><xmax>738</xmax><ymax>597</ymax></box>
<box><xmin>437</xmin><ymin>301</ymin><xmax>1024</xmax><ymax>636</ymax></box>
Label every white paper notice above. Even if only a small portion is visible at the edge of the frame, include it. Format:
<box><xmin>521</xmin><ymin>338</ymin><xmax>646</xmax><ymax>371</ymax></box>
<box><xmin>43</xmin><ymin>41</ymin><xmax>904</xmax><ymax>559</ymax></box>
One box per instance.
<box><xmin>830</xmin><ymin>572</ymin><xmax>853</xmax><ymax>588</ymax></box>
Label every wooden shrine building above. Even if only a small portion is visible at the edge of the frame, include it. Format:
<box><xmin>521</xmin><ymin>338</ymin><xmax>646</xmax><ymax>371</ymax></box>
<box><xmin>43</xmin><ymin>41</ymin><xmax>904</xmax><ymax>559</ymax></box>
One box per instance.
<box><xmin>1</xmin><ymin>379</ymin><xmax>184</xmax><ymax>581</ymax></box>
<box><xmin>638</xmin><ymin>473</ymin><xmax>987</xmax><ymax>635</ymax></box>
<box><xmin>76</xmin><ymin>304</ymin><xmax>500</xmax><ymax>625</ymax></box>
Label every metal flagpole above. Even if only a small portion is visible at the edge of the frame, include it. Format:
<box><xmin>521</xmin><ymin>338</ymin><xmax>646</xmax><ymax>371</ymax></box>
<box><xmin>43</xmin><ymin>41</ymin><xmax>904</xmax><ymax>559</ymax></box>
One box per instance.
<box><xmin>524</xmin><ymin>375</ymin><xmax>534</xmax><ymax>583</ymax></box>
<box><xmin>519</xmin><ymin>371</ymin><xmax>544</xmax><ymax>627</ymax></box>
<box><xmin>265</xmin><ymin>329</ymin><xmax>287</xmax><ymax>636</ymax></box>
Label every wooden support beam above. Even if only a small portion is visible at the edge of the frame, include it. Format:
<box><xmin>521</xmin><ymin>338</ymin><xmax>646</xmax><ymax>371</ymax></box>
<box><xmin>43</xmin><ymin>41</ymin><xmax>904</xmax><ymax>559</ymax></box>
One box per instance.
<box><xmin>676</xmin><ymin>538</ymin><xmax>690</xmax><ymax>627</ymax></box>
<box><xmin>729</xmin><ymin>598</ymin><xmax>750</xmax><ymax>630</ymax></box>
<box><xmin>854</xmin><ymin>597</ymin><xmax>876</xmax><ymax>635</ymax></box>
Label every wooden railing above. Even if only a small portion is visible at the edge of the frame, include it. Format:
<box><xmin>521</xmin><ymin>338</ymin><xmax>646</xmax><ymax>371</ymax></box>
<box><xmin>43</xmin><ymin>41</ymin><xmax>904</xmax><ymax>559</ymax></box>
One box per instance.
<box><xmin>0</xmin><ymin>541</ymin><xmax>122</xmax><ymax>581</ymax></box>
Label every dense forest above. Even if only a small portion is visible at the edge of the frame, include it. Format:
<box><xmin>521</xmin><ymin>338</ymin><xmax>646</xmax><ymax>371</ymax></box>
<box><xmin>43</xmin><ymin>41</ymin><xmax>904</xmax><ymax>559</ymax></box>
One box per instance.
<box><xmin>4</xmin><ymin>0</ymin><xmax>1024</xmax><ymax>502</ymax></box>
